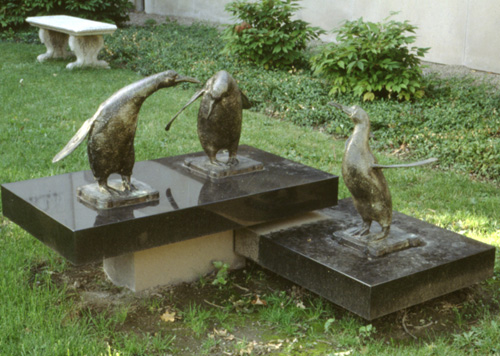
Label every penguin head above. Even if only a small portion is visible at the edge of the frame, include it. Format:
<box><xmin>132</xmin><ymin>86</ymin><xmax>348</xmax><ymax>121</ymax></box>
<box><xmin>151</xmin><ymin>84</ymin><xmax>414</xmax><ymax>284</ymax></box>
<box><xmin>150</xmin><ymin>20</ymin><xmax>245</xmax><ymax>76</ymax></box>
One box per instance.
<box><xmin>329</xmin><ymin>102</ymin><xmax>369</xmax><ymax>126</ymax></box>
<box><xmin>205</xmin><ymin>70</ymin><xmax>234</xmax><ymax>101</ymax></box>
<box><xmin>161</xmin><ymin>70</ymin><xmax>200</xmax><ymax>87</ymax></box>
<box><xmin>202</xmin><ymin>71</ymin><xmax>238</xmax><ymax>117</ymax></box>
<box><xmin>165</xmin><ymin>71</ymin><xmax>239</xmax><ymax>130</ymax></box>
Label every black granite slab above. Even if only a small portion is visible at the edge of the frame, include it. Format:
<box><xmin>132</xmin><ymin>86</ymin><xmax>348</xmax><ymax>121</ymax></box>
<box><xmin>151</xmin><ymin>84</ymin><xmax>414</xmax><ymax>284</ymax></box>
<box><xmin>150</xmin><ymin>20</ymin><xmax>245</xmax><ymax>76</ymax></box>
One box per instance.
<box><xmin>1</xmin><ymin>146</ymin><xmax>338</xmax><ymax>264</ymax></box>
<box><xmin>236</xmin><ymin>199</ymin><xmax>495</xmax><ymax>320</ymax></box>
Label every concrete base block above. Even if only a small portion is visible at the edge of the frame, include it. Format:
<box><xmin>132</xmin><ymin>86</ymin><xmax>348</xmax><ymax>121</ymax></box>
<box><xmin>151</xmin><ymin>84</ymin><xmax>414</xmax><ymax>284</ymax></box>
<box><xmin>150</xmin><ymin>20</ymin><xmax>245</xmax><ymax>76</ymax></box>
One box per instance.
<box><xmin>104</xmin><ymin>231</ymin><xmax>245</xmax><ymax>291</ymax></box>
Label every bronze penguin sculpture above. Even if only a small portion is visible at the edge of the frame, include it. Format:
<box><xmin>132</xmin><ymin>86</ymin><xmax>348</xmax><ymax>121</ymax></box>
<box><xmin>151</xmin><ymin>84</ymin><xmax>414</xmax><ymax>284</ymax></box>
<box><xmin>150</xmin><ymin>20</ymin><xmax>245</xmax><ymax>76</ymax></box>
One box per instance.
<box><xmin>165</xmin><ymin>70</ymin><xmax>251</xmax><ymax>166</ymax></box>
<box><xmin>52</xmin><ymin>70</ymin><xmax>199</xmax><ymax>194</ymax></box>
<box><xmin>331</xmin><ymin>103</ymin><xmax>437</xmax><ymax>241</ymax></box>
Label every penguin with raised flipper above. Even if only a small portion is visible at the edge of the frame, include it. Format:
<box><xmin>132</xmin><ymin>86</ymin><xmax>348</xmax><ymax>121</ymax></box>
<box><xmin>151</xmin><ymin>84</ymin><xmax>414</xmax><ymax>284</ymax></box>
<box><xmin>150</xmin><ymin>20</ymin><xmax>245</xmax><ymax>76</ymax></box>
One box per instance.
<box><xmin>165</xmin><ymin>70</ymin><xmax>251</xmax><ymax>166</ymax></box>
<box><xmin>52</xmin><ymin>70</ymin><xmax>199</xmax><ymax>194</ymax></box>
<box><xmin>330</xmin><ymin>102</ymin><xmax>437</xmax><ymax>241</ymax></box>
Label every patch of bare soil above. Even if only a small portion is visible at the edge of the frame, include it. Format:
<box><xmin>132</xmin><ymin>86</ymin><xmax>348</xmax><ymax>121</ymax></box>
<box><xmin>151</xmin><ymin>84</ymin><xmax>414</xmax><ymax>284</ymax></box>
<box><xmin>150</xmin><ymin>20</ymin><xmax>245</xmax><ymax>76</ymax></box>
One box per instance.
<box><xmin>29</xmin><ymin>258</ymin><xmax>500</xmax><ymax>354</ymax></box>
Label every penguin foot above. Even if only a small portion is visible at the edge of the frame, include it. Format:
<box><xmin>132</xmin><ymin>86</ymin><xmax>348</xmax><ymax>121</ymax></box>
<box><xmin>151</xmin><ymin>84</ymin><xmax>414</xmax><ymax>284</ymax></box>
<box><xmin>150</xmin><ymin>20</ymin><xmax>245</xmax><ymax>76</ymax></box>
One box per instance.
<box><xmin>226</xmin><ymin>156</ymin><xmax>239</xmax><ymax>166</ymax></box>
<box><xmin>352</xmin><ymin>223</ymin><xmax>371</xmax><ymax>237</ymax></box>
<box><xmin>121</xmin><ymin>176</ymin><xmax>137</xmax><ymax>192</ymax></box>
<box><xmin>208</xmin><ymin>158</ymin><xmax>225</xmax><ymax>167</ymax></box>
<box><xmin>367</xmin><ymin>227</ymin><xmax>390</xmax><ymax>242</ymax></box>
<box><xmin>98</xmin><ymin>183</ymin><xmax>122</xmax><ymax>197</ymax></box>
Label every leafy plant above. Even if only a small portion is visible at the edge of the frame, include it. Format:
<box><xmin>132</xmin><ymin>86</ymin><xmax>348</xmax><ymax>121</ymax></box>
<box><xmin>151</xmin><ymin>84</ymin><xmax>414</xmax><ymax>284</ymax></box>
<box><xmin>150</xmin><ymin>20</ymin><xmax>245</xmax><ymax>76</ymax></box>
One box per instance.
<box><xmin>0</xmin><ymin>0</ymin><xmax>133</xmax><ymax>30</ymax></box>
<box><xmin>311</xmin><ymin>14</ymin><xmax>429</xmax><ymax>101</ymax></box>
<box><xmin>358</xmin><ymin>324</ymin><xmax>376</xmax><ymax>343</ymax></box>
<box><xmin>212</xmin><ymin>261</ymin><xmax>230</xmax><ymax>286</ymax></box>
<box><xmin>98</xmin><ymin>23</ymin><xmax>500</xmax><ymax>181</ymax></box>
<box><xmin>222</xmin><ymin>0</ymin><xmax>325</xmax><ymax>69</ymax></box>
<box><xmin>452</xmin><ymin>320</ymin><xmax>500</xmax><ymax>354</ymax></box>
<box><xmin>324</xmin><ymin>317</ymin><xmax>336</xmax><ymax>333</ymax></box>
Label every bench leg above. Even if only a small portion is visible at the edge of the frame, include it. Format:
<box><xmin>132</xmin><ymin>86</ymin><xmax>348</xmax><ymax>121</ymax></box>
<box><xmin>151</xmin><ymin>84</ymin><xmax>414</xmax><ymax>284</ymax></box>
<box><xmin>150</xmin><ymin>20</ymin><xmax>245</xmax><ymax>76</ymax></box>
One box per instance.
<box><xmin>37</xmin><ymin>29</ymin><xmax>72</xmax><ymax>62</ymax></box>
<box><xmin>67</xmin><ymin>35</ymin><xmax>110</xmax><ymax>70</ymax></box>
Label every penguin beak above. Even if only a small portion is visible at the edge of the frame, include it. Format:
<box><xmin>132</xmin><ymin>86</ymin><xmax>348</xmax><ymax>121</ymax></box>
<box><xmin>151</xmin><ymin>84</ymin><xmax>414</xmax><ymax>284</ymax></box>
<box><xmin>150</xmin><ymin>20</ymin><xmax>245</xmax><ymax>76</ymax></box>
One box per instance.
<box><xmin>328</xmin><ymin>102</ymin><xmax>354</xmax><ymax>117</ymax></box>
<box><xmin>175</xmin><ymin>75</ymin><xmax>200</xmax><ymax>84</ymax></box>
<box><xmin>165</xmin><ymin>89</ymin><xmax>205</xmax><ymax>131</ymax></box>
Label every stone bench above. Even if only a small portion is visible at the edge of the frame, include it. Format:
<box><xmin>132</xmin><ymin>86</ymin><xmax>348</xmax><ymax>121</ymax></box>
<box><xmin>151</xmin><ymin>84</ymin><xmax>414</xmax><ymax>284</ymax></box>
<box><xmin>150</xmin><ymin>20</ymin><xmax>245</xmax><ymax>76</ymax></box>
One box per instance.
<box><xmin>26</xmin><ymin>15</ymin><xmax>117</xmax><ymax>69</ymax></box>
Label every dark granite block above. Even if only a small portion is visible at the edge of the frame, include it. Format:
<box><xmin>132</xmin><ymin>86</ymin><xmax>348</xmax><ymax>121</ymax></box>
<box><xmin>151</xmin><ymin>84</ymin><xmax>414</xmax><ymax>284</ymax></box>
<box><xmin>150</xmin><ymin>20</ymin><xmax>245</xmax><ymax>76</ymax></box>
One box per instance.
<box><xmin>1</xmin><ymin>146</ymin><xmax>338</xmax><ymax>264</ymax></box>
<box><xmin>235</xmin><ymin>199</ymin><xmax>495</xmax><ymax>320</ymax></box>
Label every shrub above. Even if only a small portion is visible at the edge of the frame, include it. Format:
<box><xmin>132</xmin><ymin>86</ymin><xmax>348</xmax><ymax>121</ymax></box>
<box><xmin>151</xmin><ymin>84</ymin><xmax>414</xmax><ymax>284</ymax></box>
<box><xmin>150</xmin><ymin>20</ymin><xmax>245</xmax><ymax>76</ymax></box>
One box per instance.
<box><xmin>310</xmin><ymin>14</ymin><xmax>429</xmax><ymax>101</ymax></box>
<box><xmin>222</xmin><ymin>0</ymin><xmax>325</xmax><ymax>69</ymax></box>
<box><xmin>0</xmin><ymin>0</ymin><xmax>133</xmax><ymax>30</ymax></box>
<box><xmin>98</xmin><ymin>23</ymin><xmax>499</xmax><ymax>181</ymax></box>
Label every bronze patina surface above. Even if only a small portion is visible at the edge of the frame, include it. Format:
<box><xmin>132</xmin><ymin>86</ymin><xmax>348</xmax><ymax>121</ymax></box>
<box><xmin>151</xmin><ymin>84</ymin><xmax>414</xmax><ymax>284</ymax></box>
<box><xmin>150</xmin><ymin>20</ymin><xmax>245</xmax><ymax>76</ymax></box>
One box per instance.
<box><xmin>183</xmin><ymin>151</ymin><xmax>264</xmax><ymax>179</ymax></box>
<box><xmin>166</xmin><ymin>70</ymin><xmax>252</xmax><ymax>166</ymax></box>
<box><xmin>52</xmin><ymin>70</ymin><xmax>199</xmax><ymax>200</ymax></box>
<box><xmin>77</xmin><ymin>178</ymin><xmax>159</xmax><ymax>210</ymax></box>
<box><xmin>330</xmin><ymin>103</ymin><xmax>437</xmax><ymax>242</ymax></box>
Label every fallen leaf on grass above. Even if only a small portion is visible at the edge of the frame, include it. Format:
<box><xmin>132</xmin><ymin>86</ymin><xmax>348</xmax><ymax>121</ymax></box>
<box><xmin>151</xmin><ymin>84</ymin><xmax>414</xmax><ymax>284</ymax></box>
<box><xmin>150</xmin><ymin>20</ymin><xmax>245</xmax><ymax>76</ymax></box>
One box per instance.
<box><xmin>160</xmin><ymin>310</ymin><xmax>176</xmax><ymax>323</ymax></box>
<box><xmin>214</xmin><ymin>328</ymin><xmax>228</xmax><ymax>337</ymax></box>
<box><xmin>334</xmin><ymin>351</ymin><xmax>352</xmax><ymax>356</ymax></box>
<box><xmin>296</xmin><ymin>301</ymin><xmax>306</xmax><ymax>309</ymax></box>
<box><xmin>239</xmin><ymin>340</ymin><xmax>257</xmax><ymax>355</ymax></box>
<box><xmin>251</xmin><ymin>295</ymin><xmax>267</xmax><ymax>306</ymax></box>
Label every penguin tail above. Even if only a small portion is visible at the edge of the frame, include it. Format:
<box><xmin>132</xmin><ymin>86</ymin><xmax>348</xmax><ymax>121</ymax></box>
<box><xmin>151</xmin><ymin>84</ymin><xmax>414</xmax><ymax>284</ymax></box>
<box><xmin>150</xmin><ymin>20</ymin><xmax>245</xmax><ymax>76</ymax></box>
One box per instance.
<box><xmin>52</xmin><ymin>118</ymin><xmax>93</xmax><ymax>163</ymax></box>
<box><xmin>372</xmin><ymin>157</ymin><xmax>438</xmax><ymax>169</ymax></box>
<box><xmin>240</xmin><ymin>90</ymin><xmax>252</xmax><ymax>109</ymax></box>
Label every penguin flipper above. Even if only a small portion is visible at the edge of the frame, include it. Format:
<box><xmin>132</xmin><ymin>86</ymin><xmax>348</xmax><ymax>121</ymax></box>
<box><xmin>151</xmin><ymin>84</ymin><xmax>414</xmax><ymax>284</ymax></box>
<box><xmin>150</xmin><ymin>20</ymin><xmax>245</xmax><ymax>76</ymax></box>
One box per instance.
<box><xmin>52</xmin><ymin>117</ymin><xmax>94</xmax><ymax>163</ymax></box>
<box><xmin>371</xmin><ymin>157</ymin><xmax>438</xmax><ymax>169</ymax></box>
<box><xmin>240</xmin><ymin>90</ymin><xmax>252</xmax><ymax>109</ymax></box>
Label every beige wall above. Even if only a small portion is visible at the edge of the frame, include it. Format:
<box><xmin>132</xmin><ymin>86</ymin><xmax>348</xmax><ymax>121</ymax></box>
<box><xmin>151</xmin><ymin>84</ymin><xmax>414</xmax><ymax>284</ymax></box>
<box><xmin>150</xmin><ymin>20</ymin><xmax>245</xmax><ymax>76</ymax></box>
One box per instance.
<box><xmin>144</xmin><ymin>0</ymin><xmax>500</xmax><ymax>73</ymax></box>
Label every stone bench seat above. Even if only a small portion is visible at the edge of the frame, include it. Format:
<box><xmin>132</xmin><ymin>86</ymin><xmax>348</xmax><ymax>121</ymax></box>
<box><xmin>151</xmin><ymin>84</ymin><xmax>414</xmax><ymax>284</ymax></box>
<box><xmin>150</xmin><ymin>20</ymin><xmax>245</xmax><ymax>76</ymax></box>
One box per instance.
<box><xmin>26</xmin><ymin>15</ymin><xmax>117</xmax><ymax>69</ymax></box>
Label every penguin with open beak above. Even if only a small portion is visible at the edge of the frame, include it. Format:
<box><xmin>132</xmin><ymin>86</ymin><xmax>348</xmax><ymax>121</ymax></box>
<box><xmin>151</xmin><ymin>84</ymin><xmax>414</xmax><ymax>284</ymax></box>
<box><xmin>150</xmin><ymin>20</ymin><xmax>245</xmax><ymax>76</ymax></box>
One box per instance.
<box><xmin>52</xmin><ymin>70</ymin><xmax>199</xmax><ymax>194</ymax></box>
<box><xmin>165</xmin><ymin>70</ymin><xmax>251</xmax><ymax>166</ymax></box>
<box><xmin>330</xmin><ymin>102</ymin><xmax>437</xmax><ymax>241</ymax></box>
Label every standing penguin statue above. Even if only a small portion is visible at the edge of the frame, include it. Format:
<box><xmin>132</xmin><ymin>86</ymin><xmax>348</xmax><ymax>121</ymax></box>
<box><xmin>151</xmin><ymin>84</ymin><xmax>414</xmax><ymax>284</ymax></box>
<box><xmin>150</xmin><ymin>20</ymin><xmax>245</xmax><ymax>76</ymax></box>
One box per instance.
<box><xmin>330</xmin><ymin>103</ymin><xmax>437</xmax><ymax>241</ymax></box>
<box><xmin>165</xmin><ymin>70</ymin><xmax>252</xmax><ymax>166</ymax></box>
<box><xmin>52</xmin><ymin>70</ymin><xmax>199</xmax><ymax>195</ymax></box>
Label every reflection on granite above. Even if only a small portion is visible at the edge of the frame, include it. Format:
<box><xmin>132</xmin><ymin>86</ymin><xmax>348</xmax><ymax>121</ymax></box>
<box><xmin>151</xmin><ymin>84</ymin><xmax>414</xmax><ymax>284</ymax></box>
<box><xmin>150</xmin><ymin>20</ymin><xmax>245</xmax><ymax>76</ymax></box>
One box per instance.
<box><xmin>1</xmin><ymin>146</ymin><xmax>338</xmax><ymax>264</ymax></box>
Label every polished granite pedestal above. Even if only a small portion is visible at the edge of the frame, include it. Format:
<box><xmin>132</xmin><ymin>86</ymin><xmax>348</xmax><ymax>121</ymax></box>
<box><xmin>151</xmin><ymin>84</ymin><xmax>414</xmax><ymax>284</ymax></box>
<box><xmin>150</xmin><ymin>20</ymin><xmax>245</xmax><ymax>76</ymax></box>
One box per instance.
<box><xmin>1</xmin><ymin>146</ymin><xmax>338</xmax><ymax>265</ymax></box>
<box><xmin>235</xmin><ymin>199</ymin><xmax>495</xmax><ymax>320</ymax></box>
<box><xmin>2</xmin><ymin>147</ymin><xmax>494</xmax><ymax>314</ymax></box>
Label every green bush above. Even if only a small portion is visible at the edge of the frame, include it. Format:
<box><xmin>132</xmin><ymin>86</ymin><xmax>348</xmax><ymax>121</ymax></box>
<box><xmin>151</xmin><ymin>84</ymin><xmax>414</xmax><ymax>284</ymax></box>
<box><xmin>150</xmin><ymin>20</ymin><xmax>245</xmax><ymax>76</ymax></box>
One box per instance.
<box><xmin>310</xmin><ymin>15</ymin><xmax>429</xmax><ymax>101</ymax></box>
<box><xmin>222</xmin><ymin>0</ymin><xmax>325</xmax><ymax>69</ymax></box>
<box><xmin>0</xmin><ymin>0</ymin><xmax>133</xmax><ymax>30</ymax></box>
<box><xmin>100</xmin><ymin>23</ymin><xmax>499</xmax><ymax>181</ymax></box>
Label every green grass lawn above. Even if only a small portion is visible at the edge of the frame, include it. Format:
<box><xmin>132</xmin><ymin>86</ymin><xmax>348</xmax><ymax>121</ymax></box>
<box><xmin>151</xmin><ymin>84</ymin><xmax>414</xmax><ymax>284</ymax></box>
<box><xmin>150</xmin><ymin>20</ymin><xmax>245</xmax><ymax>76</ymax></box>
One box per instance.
<box><xmin>0</xmin><ymin>41</ymin><xmax>499</xmax><ymax>355</ymax></box>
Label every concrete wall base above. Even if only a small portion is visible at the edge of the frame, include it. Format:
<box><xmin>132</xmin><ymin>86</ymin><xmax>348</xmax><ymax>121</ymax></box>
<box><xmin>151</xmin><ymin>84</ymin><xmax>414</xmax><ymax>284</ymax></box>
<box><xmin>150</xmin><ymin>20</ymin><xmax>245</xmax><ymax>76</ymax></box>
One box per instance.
<box><xmin>104</xmin><ymin>231</ymin><xmax>245</xmax><ymax>291</ymax></box>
